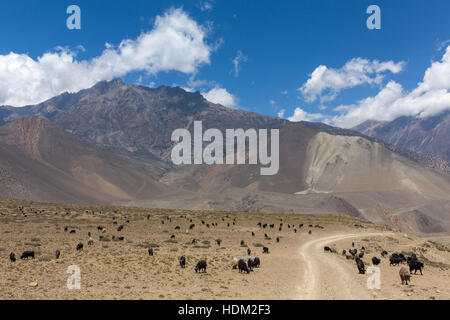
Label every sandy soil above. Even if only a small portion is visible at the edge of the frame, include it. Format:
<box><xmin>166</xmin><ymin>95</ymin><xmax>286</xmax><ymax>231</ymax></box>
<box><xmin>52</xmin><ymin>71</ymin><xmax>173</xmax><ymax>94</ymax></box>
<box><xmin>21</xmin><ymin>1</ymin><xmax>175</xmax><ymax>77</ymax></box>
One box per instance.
<box><xmin>0</xmin><ymin>198</ymin><xmax>448</xmax><ymax>300</ymax></box>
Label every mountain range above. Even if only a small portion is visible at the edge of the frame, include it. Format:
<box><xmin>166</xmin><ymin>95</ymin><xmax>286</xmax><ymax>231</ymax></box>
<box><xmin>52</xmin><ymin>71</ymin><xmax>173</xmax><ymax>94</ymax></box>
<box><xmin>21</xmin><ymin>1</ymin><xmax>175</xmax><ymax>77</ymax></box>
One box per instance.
<box><xmin>353</xmin><ymin>111</ymin><xmax>450</xmax><ymax>167</ymax></box>
<box><xmin>1</xmin><ymin>79</ymin><xmax>450</xmax><ymax>233</ymax></box>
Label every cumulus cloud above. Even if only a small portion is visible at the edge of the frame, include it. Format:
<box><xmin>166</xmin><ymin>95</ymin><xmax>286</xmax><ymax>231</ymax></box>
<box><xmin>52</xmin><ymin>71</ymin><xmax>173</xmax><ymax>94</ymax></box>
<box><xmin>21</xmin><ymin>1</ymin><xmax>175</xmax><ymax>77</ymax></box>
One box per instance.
<box><xmin>287</xmin><ymin>107</ymin><xmax>327</xmax><ymax>122</ymax></box>
<box><xmin>0</xmin><ymin>8</ymin><xmax>212</xmax><ymax>106</ymax></box>
<box><xmin>201</xmin><ymin>87</ymin><xmax>237</xmax><ymax>108</ymax></box>
<box><xmin>299</xmin><ymin>58</ymin><xmax>405</xmax><ymax>103</ymax></box>
<box><xmin>332</xmin><ymin>46</ymin><xmax>450</xmax><ymax>128</ymax></box>
<box><xmin>277</xmin><ymin>109</ymin><xmax>286</xmax><ymax>118</ymax></box>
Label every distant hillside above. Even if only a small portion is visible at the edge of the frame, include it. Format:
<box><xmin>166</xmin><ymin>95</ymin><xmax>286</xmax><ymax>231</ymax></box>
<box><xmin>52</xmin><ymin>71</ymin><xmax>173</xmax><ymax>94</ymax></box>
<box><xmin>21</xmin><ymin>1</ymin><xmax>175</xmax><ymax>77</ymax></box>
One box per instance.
<box><xmin>1</xmin><ymin>80</ymin><xmax>450</xmax><ymax>233</ymax></box>
<box><xmin>354</xmin><ymin>111</ymin><xmax>450</xmax><ymax>165</ymax></box>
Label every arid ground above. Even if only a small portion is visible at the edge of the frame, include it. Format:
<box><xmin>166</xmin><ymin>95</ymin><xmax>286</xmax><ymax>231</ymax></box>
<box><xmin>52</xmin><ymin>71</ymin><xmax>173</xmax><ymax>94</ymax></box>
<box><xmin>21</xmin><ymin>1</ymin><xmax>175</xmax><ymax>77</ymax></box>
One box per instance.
<box><xmin>0</xmin><ymin>198</ymin><xmax>449</xmax><ymax>300</ymax></box>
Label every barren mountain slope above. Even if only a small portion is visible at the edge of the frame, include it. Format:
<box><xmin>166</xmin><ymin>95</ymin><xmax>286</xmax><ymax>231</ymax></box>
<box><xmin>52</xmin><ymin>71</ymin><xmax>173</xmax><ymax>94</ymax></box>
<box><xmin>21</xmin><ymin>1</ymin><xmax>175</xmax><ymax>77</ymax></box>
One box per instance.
<box><xmin>354</xmin><ymin>111</ymin><xmax>450</xmax><ymax>163</ymax></box>
<box><xmin>0</xmin><ymin>116</ymin><xmax>170</xmax><ymax>203</ymax></box>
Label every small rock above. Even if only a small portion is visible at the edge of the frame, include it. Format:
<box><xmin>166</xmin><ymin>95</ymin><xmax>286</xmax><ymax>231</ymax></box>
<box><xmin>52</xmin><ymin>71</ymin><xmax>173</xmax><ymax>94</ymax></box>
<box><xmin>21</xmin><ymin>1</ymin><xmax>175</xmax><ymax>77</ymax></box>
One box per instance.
<box><xmin>429</xmin><ymin>296</ymin><xmax>436</xmax><ymax>300</ymax></box>
<box><xmin>407</xmin><ymin>293</ymin><xmax>412</xmax><ymax>296</ymax></box>
<box><xmin>28</xmin><ymin>281</ymin><xmax>38</xmax><ymax>287</ymax></box>
<box><xmin>436</xmin><ymin>290</ymin><xmax>441</xmax><ymax>293</ymax></box>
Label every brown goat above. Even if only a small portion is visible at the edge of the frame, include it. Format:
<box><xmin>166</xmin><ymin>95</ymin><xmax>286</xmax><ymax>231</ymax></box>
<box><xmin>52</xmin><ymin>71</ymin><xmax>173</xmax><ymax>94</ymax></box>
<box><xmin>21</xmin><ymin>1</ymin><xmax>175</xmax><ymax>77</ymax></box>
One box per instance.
<box><xmin>399</xmin><ymin>267</ymin><xmax>411</xmax><ymax>285</ymax></box>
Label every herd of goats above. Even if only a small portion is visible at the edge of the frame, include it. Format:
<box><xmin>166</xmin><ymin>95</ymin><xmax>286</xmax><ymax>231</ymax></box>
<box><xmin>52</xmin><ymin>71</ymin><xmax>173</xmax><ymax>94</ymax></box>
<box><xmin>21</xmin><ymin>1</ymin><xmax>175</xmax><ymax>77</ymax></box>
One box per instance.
<box><xmin>6</xmin><ymin>209</ymin><xmax>425</xmax><ymax>287</ymax></box>
<box><xmin>325</xmin><ymin>242</ymin><xmax>425</xmax><ymax>285</ymax></box>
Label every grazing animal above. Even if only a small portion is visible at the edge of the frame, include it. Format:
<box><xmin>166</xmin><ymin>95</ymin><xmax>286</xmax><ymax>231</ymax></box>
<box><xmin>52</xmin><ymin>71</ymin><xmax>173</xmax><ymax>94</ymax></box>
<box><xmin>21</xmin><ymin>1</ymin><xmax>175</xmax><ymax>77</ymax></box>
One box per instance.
<box><xmin>355</xmin><ymin>257</ymin><xmax>365</xmax><ymax>274</ymax></box>
<box><xmin>64</xmin><ymin>227</ymin><xmax>68</xmax><ymax>232</ymax></box>
<box><xmin>240</xmin><ymin>240</ymin><xmax>245</xmax><ymax>246</ymax></box>
<box><xmin>352</xmin><ymin>242</ymin><xmax>355</xmax><ymax>247</ymax></box>
<box><xmin>346</xmin><ymin>254</ymin><xmax>354</xmax><ymax>260</ymax></box>
<box><xmin>251</xmin><ymin>232</ymin><xmax>255</xmax><ymax>237</ymax></box>
<box><xmin>276</xmin><ymin>237</ymin><xmax>280</xmax><ymax>243</ymax></box>
<box><xmin>342</xmin><ymin>250</ymin><xmax>347</xmax><ymax>255</ymax></box>
<box><xmin>179</xmin><ymin>256</ymin><xmax>186</xmax><ymax>268</ymax></box>
<box><xmin>252</xmin><ymin>257</ymin><xmax>261</xmax><ymax>268</ymax></box>
<box><xmin>10</xmin><ymin>252</ymin><xmax>16</xmax><ymax>262</ymax></box>
<box><xmin>308</xmin><ymin>230</ymin><xmax>312</xmax><ymax>235</ymax></box>
<box><xmin>88</xmin><ymin>239</ymin><xmax>94</xmax><ymax>246</ymax></box>
<box><xmin>70</xmin><ymin>230</ymin><xmax>76</xmax><ymax>234</ymax></box>
<box><xmin>263</xmin><ymin>247</ymin><xmax>269</xmax><ymax>254</ymax></box>
<box><xmin>247</xmin><ymin>258</ymin><xmax>255</xmax><ymax>270</ymax></box>
<box><xmin>390</xmin><ymin>253</ymin><xmax>406</xmax><ymax>266</ymax></box>
<box><xmin>390</xmin><ymin>256</ymin><xmax>402</xmax><ymax>266</ymax></box>
<box><xmin>232</xmin><ymin>257</ymin><xmax>239</xmax><ymax>269</ymax></box>
<box><xmin>408</xmin><ymin>258</ymin><xmax>424</xmax><ymax>275</ymax></box>
<box><xmin>170</xmin><ymin>235</ymin><xmax>176</xmax><ymax>239</ymax></box>
<box><xmin>324</xmin><ymin>246</ymin><xmax>333</xmax><ymax>253</ymax></box>
<box><xmin>195</xmin><ymin>260</ymin><xmax>207</xmax><ymax>273</ymax></box>
<box><xmin>117</xmin><ymin>225</ymin><xmax>124</xmax><ymax>232</ymax></box>
<box><xmin>175</xmin><ymin>226</ymin><xmax>180</xmax><ymax>230</ymax></box>
<box><xmin>358</xmin><ymin>252</ymin><xmax>365</xmax><ymax>258</ymax></box>
<box><xmin>20</xmin><ymin>251</ymin><xmax>35</xmax><ymax>259</ymax></box>
<box><xmin>55</xmin><ymin>250</ymin><xmax>61</xmax><ymax>259</ymax></box>
<box><xmin>247</xmin><ymin>248</ymin><xmax>251</xmax><ymax>255</ymax></box>
<box><xmin>372</xmin><ymin>257</ymin><xmax>381</xmax><ymax>265</ymax></box>
<box><xmin>189</xmin><ymin>224</ymin><xmax>195</xmax><ymax>230</ymax></box>
<box><xmin>349</xmin><ymin>249</ymin><xmax>357</xmax><ymax>257</ymax></box>
<box><xmin>148</xmin><ymin>248</ymin><xmax>154</xmax><ymax>256</ymax></box>
<box><xmin>381</xmin><ymin>250</ymin><xmax>388</xmax><ymax>257</ymax></box>
<box><xmin>76</xmin><ymin>243</ymin><xmax>84</xmax><ymax>251</ymax></box>
<box><xmin>216</xmin><ymin>239</ymin><xmax>222</xmax><ymax>246</ymax></box>
<box><xmin>191</xmin><ymin>239</ymin><xmax>198</xmax><ymax>244</ymax></box>
<box><xmin>238</xmin><ymin>259</ymin><xmax>250</xmax><ymax>274</ymax></box>
<box><xmin>399</xmin><ymin>267</ymin><xmax>411</xmax><ymax>285</ymax></box>
<box><xmin>97</xmin><ymin>226</ymin><xmax>104</xmax><ymax>231</ymax></box>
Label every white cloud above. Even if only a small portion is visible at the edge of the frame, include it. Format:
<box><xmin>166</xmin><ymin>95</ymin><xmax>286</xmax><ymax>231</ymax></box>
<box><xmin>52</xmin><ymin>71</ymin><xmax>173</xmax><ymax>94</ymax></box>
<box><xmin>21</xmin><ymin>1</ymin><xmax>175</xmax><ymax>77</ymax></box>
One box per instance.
<box><xmin>281</xmin><ymin>90</ymin><xmax>288</xmax><ymax>95</ymax></box>
<box><xmin>277</xmin><ymin>109</ymin><xmax>286</xmax><ymax>118</ymax></box>
<box><xmin>299</xmin><ymin>58</ymin><xmax>405</xmax><ymax>103</ymax></box>
<box><xmin>287</xmin><ymin>107</ymin><xmax>327</xmax><ymax>122</ymax></box>
<box><xmin>331</xmin><ymin>46</ymin><xmax>450</xmax><ymax>128</ymax></box>
<box><xmin>201</xmin><ymin>87</ymin><xmax>237</xmax><ymax>108</ymax></box>
<box><xmin>231</xmin><ymin>50</ymin><xmax>247</xmax><ymax>77</ymax></box>
<box><xmin>0</xmin><ymin>8</ymin><xmax>212</xmax><ymax>106</ymax></box>
<box><xmin>198</xmin><ymin>1</ymin><xmax>214</xmax><ymax>12</ymax></box>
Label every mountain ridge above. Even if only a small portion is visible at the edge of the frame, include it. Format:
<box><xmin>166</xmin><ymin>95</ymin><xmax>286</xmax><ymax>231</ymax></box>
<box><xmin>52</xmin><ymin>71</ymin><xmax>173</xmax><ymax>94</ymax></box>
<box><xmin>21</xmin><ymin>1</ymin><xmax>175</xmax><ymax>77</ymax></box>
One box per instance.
<box><xmin>1</xmin><ymin>79</ymin><xmax>450</xmax><ymax>233</ymax></box>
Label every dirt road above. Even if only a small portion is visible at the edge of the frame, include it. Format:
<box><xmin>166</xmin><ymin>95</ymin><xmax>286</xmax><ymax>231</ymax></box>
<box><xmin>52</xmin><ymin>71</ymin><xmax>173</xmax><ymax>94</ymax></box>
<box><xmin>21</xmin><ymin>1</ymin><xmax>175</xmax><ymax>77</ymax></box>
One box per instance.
<box><xmin>297</xmin><ymin>233</ymin><xmax>387</xmax><ymax>300</ymax></box>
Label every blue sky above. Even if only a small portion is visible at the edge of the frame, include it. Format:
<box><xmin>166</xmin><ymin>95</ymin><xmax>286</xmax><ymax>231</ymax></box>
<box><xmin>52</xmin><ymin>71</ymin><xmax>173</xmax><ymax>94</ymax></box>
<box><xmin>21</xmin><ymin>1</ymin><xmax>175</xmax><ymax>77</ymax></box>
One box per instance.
<box><xmin>1</xmin><ymin>0</ymin><xmax>449</xmax><ymax>127</ymax></box>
